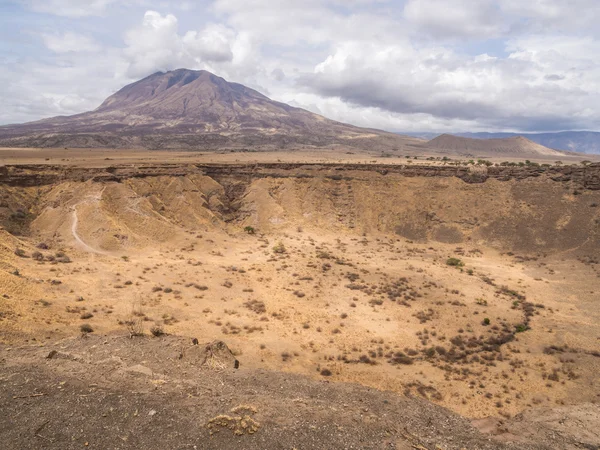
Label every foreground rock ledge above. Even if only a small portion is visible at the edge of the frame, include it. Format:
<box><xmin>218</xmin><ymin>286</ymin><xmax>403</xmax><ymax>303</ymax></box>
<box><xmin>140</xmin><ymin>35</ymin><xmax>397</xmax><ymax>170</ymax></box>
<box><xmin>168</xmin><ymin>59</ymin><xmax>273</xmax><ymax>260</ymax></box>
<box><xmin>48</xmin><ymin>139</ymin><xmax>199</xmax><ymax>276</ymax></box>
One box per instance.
<box><xmin>1</xmin><ymin>334</ymin><xmax>597</xmax><ymax>449</ymax></box>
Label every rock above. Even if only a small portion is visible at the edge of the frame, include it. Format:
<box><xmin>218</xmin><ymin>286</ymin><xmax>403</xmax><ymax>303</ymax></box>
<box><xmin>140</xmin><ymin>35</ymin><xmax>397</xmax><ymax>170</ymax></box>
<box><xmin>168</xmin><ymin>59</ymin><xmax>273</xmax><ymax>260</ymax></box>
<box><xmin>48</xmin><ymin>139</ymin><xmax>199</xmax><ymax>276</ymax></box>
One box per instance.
<box><xmin>124</xmin><ymin>364</ymin><xmax>153</xmax><ymax>376</ymax></box>
<box><xmin>201</xmin><ymin>341</ymin><xmax>238</xmax><ymax>370</ymax></box>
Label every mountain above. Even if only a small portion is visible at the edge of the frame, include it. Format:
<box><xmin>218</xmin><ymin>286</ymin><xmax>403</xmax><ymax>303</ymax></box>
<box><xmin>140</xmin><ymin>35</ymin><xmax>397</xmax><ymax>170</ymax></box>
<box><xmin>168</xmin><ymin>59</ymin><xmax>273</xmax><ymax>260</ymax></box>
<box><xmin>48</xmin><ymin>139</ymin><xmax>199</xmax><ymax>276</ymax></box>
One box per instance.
<box><xmin>0</xmin><ymin>69</ymin><xmax>422</xmax><ymax>151</ymax></box>
<box><xmin>458</xmin><ymin>131</ymin><xmax>600</xmax><ymax>155</ymax></box>
<box><xmin>427</xmin><ymin>134</ymin><xmax>565</xmax><ymax>157</ymax></box>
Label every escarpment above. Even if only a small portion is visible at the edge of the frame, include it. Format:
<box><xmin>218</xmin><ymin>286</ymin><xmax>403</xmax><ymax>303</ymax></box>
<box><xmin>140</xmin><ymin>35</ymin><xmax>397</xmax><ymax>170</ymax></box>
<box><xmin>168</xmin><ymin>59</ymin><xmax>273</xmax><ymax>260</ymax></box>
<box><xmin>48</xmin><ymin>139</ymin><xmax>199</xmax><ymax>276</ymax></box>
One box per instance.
<box><xmin>1</xmin><ymin>162</ymin><xmax>599</xmax><ymax>254</ymax></box>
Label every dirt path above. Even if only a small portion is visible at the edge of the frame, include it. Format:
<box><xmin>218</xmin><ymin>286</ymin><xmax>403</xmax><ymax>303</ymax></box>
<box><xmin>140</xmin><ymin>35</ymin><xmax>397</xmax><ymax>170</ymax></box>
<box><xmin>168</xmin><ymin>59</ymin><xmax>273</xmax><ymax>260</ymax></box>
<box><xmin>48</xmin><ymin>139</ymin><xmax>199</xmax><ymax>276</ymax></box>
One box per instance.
<box><xmin>70</xmin><ymin>187</ymin><xmax>110</xmax><ymax>255</ymax></box>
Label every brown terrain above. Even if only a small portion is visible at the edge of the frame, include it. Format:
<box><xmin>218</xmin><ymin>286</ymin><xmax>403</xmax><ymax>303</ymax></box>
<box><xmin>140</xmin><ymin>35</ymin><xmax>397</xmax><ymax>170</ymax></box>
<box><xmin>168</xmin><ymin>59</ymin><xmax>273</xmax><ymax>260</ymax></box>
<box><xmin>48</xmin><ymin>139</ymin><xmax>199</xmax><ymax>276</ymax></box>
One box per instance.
<box><xmin>427</xmin><ymin>134</ymin><xmax>568</xmax><ymax>158</ymax></box>
<box><xmin>1</xmin><ymin>153</ymin><xmax>600</xmax><ymax>449</ymax></box>
<box><xmin>1</xmin><ymin>71</ymin><xmax>600</xmax><ymax>449</ymax></box>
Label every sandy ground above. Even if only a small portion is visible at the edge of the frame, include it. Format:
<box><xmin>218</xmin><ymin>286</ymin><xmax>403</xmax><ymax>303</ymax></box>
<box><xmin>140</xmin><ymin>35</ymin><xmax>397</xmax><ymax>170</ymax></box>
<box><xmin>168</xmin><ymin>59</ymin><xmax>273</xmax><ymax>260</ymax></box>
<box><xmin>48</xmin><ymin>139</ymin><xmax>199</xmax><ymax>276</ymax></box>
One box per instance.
<box><xmin>3</xmin><ymin>223</ymin><xmax>599</xmax><ymax>420</ymax></box>
<box><xmin>0</xmin><ymin>146</ymin><xmax>596</xmax><ymax>167</ymax></box>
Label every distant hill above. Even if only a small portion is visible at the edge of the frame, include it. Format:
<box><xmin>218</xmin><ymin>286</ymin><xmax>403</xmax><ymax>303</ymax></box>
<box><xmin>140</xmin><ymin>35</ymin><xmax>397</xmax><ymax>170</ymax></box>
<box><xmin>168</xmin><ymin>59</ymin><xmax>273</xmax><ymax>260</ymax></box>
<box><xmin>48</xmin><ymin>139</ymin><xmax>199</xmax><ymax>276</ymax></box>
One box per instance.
<box><xmin>402</xmin><ymin>131</ymin><xmax>600</xmax><ymax>155</ymax></box>
<box><xmin>458</xmin><ymin>131</ymin><xmax>600</xmax><ymax>155</ymax></box>
<box><xmin>427</xmin><ymin>134</ymin><xmax>565</xmax><ymax>157</ymax></box>
<box><xmin>0</xmin><ymin>69</ymin><xmax>422</xmax><ymax>151</ymax></box>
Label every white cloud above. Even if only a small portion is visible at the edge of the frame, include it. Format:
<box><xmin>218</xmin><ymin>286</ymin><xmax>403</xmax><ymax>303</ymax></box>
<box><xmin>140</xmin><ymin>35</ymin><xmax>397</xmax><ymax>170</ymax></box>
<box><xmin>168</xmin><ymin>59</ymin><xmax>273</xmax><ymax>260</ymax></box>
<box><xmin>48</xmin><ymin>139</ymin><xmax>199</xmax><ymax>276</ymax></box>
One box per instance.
<box><xmin>41</xmin><ymin>32</ymin><xmax>102</xmax><ymax>53</ymax></box>
<box><xmin>3</xmin><ymin>1</ymin><xmax>600</xmax><ymax>133</ymax></box>
<box><xmin>182</xmin><ymin>24</ymin><xmax>235</xmax><ymax>63</ymax></box>
<box><xmin>500</xmin><ymin>0</ymin><xmax>600</xmax><ymax>34</ymax></box>
<box><xmin>123</xmin><ymin>11</ymin><xmax>240</xmax><ymax>78</ymax></box>
<box><xmin>403</xmin><ymin>0</ymin><xmax>505</xmax><ymax>39</ymax></box>
<box><xmin>301</xmin><ymin>36</ymin><xmax>600</xmax><ymax>131</ymax></box>
<box><xmin>23</xmin><ymin>0</ymin><xmax>120</xmax><ymax>17</ymax></box>
<box><xmin>0</xmin><ymin>49</ymin><xmax>126</xmax><ymax>124</ymax></box>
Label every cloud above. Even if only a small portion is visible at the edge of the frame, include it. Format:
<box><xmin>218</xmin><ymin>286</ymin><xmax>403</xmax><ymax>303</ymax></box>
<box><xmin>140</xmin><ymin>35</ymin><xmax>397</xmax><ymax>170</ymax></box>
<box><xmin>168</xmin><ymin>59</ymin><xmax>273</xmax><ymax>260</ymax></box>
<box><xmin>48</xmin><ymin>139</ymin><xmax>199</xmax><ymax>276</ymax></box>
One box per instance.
<box><xmin>403</xmin><ymin>0</ymin><xmax>505</xmax><ymax>39</ymax></box>
<box><xmin>500</xmin><ymin>0</ymin><xmax>600</xmax><ymax>34</ymax></box>
<box><xmin>23</xmin><ymin>0</ymin><xmax>119</xmax><ymax>17</ymax></box>
<box><xmin>123</xmin><ymin>11</ymin><xmax>239</xmax><ymax>78</ymax></box>
<box><xmin>41</xmin><ymin>32</ymin><xmax>102</xmax><ymax>53</ymax></box>
<box><xmin>0</xmin><ymin>50</ymin><xmax>124</xmax><ymax>124</ymax></box>
<box><xmin>182</xmin><ymin>24</ymin><xmax>235</xmax><ymax>63</ymax></box>
<box><xmin>3</xmin><ymin>1</ymin><xmax>600</xmax><ymax>133</ymax></box>
<box><xmin>300</xmin><ymin>36</ymin><xmax>600</xmax><ymax>132</ymax></box>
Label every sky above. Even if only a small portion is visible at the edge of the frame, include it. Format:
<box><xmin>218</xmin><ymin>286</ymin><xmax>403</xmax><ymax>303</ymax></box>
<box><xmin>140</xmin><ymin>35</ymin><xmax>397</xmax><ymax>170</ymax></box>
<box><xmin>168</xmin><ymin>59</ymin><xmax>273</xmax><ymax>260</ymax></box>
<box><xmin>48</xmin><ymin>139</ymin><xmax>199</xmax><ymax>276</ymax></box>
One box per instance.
<box><xmin>1</xmin><ymin>0</ymin><xmax>600</xmax><ymax>134</ymax></box>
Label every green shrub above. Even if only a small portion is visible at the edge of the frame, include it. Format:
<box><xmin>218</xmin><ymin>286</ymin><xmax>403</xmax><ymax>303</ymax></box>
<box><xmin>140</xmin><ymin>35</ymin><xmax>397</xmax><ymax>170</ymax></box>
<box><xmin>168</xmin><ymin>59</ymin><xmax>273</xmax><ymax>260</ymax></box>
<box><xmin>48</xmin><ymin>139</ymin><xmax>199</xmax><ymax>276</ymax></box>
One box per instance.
<box><xmin>446</xmin><ymin>257</ymin><xmax>464</xmax><ymax>267</ymax></box>
<box><xmin>515</xmin><ymin>324</ymin><xmax>529</xmax><ymax>333</ymax></box>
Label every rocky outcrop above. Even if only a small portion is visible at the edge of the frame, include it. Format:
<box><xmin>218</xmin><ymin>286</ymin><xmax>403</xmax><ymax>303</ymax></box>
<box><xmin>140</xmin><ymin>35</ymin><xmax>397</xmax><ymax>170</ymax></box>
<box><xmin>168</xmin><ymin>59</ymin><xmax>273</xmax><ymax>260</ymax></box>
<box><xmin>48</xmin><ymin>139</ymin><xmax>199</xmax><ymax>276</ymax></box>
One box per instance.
<box><xmin>1</xmin><ymin>162</ymin><xmax>599</xmax><ymax>190</ymax></box>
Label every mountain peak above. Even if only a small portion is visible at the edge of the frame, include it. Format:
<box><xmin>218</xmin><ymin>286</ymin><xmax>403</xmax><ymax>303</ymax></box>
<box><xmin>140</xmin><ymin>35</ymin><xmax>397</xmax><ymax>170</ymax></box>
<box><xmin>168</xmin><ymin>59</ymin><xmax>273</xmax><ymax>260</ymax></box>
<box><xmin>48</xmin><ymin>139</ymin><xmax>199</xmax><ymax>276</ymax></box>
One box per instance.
<box><xmin>0</xmin><ymin>68</ymin><xmax>422</xmax><ymax>151</ymax></box>
<box><xmin>96</xmin><ymin>68</ymin><xmax>246</xmax><ymax>112</ymax></box>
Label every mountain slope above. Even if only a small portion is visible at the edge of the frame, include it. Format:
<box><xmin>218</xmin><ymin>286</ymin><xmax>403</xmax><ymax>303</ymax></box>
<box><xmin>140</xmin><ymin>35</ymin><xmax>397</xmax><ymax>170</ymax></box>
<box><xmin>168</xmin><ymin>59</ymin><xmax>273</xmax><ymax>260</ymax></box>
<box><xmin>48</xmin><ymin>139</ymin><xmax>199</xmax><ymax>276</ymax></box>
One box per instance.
<box><xmin>0</xmin><ymin>69</ymin><xmax>422</xmax><ymax>151</ymax></box>
<box><xmin>428</xmin><ymin>134</ymin><xmax>565</xmax><ymax>157</ymax></box>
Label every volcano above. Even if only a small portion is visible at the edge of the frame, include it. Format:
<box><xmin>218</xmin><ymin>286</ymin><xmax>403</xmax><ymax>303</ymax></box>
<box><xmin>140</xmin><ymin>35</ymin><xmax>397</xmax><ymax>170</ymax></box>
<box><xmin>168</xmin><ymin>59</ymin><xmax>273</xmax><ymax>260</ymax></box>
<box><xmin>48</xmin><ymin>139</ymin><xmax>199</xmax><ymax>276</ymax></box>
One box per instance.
<box><xmin>0</xmin><ymin>69</ymin><xmax>421</xmax><ymax>151</ymax></box>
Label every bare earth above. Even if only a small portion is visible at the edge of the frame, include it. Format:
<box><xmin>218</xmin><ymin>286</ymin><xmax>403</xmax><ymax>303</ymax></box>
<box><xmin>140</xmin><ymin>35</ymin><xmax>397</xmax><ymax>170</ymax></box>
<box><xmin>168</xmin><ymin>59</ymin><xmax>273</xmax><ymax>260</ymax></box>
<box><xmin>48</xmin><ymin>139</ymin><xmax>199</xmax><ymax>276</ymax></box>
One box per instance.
<box><xmin>0</xmin><ymin>146</ymin><xmax>596</xmax><ymax>167</ymax></box>
<box><xmin>1</xmin><ymin>148</ymin><xmax>599</xmax><ymax>449</ymax></box>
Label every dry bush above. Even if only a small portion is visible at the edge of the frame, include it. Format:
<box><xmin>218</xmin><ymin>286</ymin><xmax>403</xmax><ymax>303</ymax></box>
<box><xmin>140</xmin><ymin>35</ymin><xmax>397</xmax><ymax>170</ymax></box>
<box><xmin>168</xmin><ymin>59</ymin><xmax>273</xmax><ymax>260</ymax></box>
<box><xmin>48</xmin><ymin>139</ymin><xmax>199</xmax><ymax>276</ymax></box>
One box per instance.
<box><xmin>150</xmin><ymin>325</ymin><xmax>165</xmax><ymax>337</ymax></box>
<box><xmin>207</xmin><ymin>405</ymin><xmax>260</xmax><ymax>436</ymax></box>
<box><xmin>123</xmin><ymin>302</ymin><xmax>145</xmax><ymax>337</ymax></box>
<box><xmin>244</xmin><ymin>300</ymin><xmax>266</xmax><ymax>314</ymax></box>
<box><xmin>272</xmin><ymin>242</ymin><xmax>286</xmax><ymax>254</ymax></box>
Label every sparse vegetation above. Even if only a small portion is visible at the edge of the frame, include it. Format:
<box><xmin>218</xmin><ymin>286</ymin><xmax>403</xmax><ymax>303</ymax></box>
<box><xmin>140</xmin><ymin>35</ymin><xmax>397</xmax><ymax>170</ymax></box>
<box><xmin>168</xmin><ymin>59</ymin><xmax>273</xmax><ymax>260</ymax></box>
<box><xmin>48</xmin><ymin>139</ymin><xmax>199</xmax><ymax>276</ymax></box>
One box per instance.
<box><xmin>80</xmin><ymin>323</ymin><xmax>93</xmax><ymax>334</ymax></box>
<box><xmin>272</xmin><ymin>242</ymin><xmax>286</xmax><ymax>254</ymax></box>
<box><xmin>3</xmin><ymin>158</ymin><xmax>599</xmax><ymax>424</ymax></box>
<box><xmin>150</xmin><ymin>325</ymin><xmax>165</xmax><ymax>337</ymax></box>
<box><xmin>446</xmin><ymin>257</ymin><xmax>464</xmax><ymax>267</ymax></box>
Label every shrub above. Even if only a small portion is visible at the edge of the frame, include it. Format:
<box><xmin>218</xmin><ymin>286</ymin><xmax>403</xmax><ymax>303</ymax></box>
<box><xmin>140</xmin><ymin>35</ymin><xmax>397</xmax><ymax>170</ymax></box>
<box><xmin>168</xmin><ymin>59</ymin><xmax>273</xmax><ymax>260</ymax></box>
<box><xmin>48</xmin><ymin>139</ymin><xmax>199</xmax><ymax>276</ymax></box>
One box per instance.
<box><xmin>125</xmin><ymin>318</ymin><xmax>144</xmax><ymax>337</ymax></box>
<box><xmin>446</xmin><ymin>257</ymin><xmax>464</xmax><ymax>267</ymax></box>
<box><xmin>244</xmin><ymin>226</ymin><xmax>256</xmax><ymax>235</ymax></box>
<box><xmin>483</xmin><ymin>318</ymin><xmax>491</xmax><ymax>326</ymax></box>
<box><xmin>320</xmin><ymin>368</ymin><xmax>332</xmax><ymax>376</ymax></box>
<box><xmin>80</xmin><ymin>324</ymin><xmax>93</xmax><ymax>333</ymax></box>
<box><xmin>32</xmin><ymin>251</ymin><xmax>44</xmax><ymax>261</ymax></box>
<box><xmin>150</xmin><ymin>325</ymin><xmax>165</xmax><ymax>337</ymax></box>
<box><xmin>80</xmin><ymin>312</ymin><xmax>94</xmax><ymax>319</ymax></box>
<box><xmin>14</xmin><ymin>248</ymin><xmax>27</xmax><ymax>258</ymax></box>
<box><xmin>272</xmin><ymin>242</ymin><xmax>286</xmax><ymax>254</ymax></box>
<box><xmin>389</xmin><ymin>352</ymin><xmax>414</xmax><ymax>365</ymax></box>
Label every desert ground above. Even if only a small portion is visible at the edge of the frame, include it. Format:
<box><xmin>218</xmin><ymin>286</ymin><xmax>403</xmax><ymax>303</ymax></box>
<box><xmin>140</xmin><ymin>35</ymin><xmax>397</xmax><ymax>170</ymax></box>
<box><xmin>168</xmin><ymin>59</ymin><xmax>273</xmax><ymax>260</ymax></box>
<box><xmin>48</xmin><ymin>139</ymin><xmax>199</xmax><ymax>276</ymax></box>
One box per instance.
<box><xmin>1</xmin><ymin>146</ymin><xmax>597</xmax><ymax>167</ymax></box>
<box><xmin>1</xmin><ymin>148</ymin><xmax>599</xmax><ymax>448</ymax></box>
